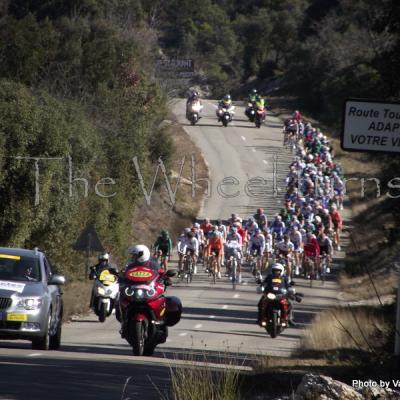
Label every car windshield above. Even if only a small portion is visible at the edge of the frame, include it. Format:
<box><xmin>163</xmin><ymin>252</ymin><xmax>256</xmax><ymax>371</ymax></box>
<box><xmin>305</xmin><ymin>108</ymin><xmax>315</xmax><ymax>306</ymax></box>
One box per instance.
<box><xmin>0</xmin><ymin>254</ymin><xmax>41</xmax><ymax>282</ymax></box>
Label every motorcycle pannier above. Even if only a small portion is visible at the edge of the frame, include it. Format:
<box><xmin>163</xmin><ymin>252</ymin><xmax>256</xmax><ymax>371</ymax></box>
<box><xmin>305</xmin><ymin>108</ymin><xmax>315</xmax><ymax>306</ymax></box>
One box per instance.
<box><xmin>165</xmin><ymin>296</ymin><xmax>182</xmax><ymax>327</ymax></box>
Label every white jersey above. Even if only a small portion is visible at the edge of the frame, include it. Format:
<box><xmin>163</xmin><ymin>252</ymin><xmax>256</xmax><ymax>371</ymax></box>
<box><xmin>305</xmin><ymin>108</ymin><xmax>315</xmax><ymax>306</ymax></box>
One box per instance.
<box><xmin>177</xmin><ymin>236</ymin><xmax>199</xmax><ymax>255</ymax></box>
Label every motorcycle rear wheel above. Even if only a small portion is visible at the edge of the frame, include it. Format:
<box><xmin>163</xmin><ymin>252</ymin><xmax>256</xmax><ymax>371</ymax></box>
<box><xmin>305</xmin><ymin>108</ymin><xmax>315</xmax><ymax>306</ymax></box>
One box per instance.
<box><xmin>131</xmin><ymin>321</ymin><xmax>145</xmax><ymax>356</ymax></box>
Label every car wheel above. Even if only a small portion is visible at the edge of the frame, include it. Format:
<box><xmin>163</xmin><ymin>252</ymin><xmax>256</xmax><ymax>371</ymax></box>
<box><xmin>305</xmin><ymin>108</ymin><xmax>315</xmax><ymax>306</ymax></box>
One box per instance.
<box><xmin>32</xmin><ymin>313</ymin><xmax>51</xmax><ymax>350</ymax></box>
<box><xmin>49</xmin><ymin>318</ymin><xmax>62</xmax><ymax>350</ymax></box>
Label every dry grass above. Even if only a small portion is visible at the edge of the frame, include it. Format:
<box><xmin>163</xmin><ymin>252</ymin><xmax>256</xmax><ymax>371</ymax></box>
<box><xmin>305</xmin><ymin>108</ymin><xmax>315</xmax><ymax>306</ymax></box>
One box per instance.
<box><xmin>169</xmin><ymin>356</ymin><xmax>241</xmax><ymax>400</ymax></box>
<box><xmin>63</xmin><ymin>280</ymin><xmax>92</xmax><ymax>321</ymax></box>
<box><xmin>338</xmin><ymin>270</ymin><xmax>398</xmax><ymax>302</ymax></box>
<box><xmin>131</xmin><ymin>114</ymin><xmax>208</xmax><ymax>248</ymax></box>
<box><xmin>301</xmin><ymin>306</ymin><xmax>389</xmax><ymax>352</ymax></box>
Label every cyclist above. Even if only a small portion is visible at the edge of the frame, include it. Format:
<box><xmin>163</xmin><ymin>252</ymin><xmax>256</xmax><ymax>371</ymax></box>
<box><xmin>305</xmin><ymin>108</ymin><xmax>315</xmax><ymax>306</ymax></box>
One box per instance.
<box><xmin>270</xmin><ymin>215</ymin><xmax>285</xmax><ymax>241</ymax></box>
<box><xmin>317</xmin><ymin>231</ymin><xmax>333</xmax><ymax>277</ymax></box>
<box><xmin>207</xmin><ymin>229</ymin><xmax>224</xmax><ymax>279</ymax></box>
<box><xmin>225</xmin><ymin>226</ymin><xmax>242</xmax><ymax>282</ymax></box>
<box><xmin>330</xmin><ymin>203</ymin><xmax>343</xmax><ymax>251</ymax></box>
<box><xmin>276</xmin><ymin>234</ymin><xmax>295</xmax><ymax>279</ymax></box>
<box><xmin>247</xmin><ymin>228</ymin><xmax>265</xmax><ymax>277</ymax></box>
<box><xmin>254</xmin><ymin>208</ymin><xmax>268</xmax><ymax>231</ymax></box>
<box><xmin>302</xmin><ymin>232</ymin><xmax>320</xmax><ymax>278</ymax></box>
<box><xmin>289</xmin><ymin>226</ymin><xmax>303</xmax><ymax>275</ymax></box>
<box><xmin>177</xmin><ymin>228</ymin><xmax>199</xmax><ymax>276</ymax></box>
<box><xmin>153</xmin><ymin>230</ymin><xmax>172</xmax><ymax>270</ymax></box>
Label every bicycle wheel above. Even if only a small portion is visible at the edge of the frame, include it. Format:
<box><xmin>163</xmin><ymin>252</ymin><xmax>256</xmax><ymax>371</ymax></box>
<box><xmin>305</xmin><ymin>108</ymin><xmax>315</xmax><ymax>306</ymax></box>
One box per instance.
<box><xmin>232</xmin><ymin>259</ymin><xmax>237</xmax><ymax>290</ymax></box>
<box><xmin>188</xmin><ymin>259</ymin><xmax>193</xmax><ymax>284</ymax></box>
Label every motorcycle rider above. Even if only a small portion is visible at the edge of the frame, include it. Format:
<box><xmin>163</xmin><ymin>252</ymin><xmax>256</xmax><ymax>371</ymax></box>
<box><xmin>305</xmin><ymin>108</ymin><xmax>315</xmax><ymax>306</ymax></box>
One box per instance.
<box><xmin>216</xmin><ymin>94</ymin><xmax>233</xmax><ymax>121</ymax></box>
<box><xmin>257</xmin><ymin>263</ymin><xmax>296</xmax><ymax>327</ymax></box>
<box><xmin>245</xmin><ymin>89</ymin><xmax>257</xmax><ymax>120</ymax></box>
<box><xmin>119</xmin><ymin>245</ymin><xmax>169</xmax><ymax>336</ymax></box>
<box><xmin>186</xmin><ymin>90</ymin><xmax>203</xmax><ymax>120</ymax></box>
<box><xmin>248</xmin><ymin>88</ymin><xmax>258</xmax><ymax>103</ymax></box>
<box><xmin>90</xmin><ymin>252</ymin><xmax>118</xmax><ymax>280</ymax></box>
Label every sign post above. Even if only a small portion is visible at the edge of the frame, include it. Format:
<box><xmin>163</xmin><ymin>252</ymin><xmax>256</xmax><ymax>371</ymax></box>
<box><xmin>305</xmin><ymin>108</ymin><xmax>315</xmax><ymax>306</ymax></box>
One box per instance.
<box><xmin>396</xmin><ymin>281</ymin><xmax>400</xmax><ymax>357</ymax></box>
<box><xmin>73</xmin><ymin>225</ymin><xmax>104</xmax><ymax>279</ymax></box>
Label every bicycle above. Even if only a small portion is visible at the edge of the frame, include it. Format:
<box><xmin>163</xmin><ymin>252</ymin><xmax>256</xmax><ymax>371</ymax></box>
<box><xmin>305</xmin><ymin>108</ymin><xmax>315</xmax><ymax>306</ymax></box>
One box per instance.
<box><xmin>319</xmin><ymin>253</ymin><xmax>331</xmax><ymax>285</ymax></box>
<box><xmin>303</xmin><ymin>255</ymin><xmax>316</xmax><ymax>288</ymax></box>
<box><xmin>208</xmin><ymin>252</ymin><xmax>218</xmax><ymax>284</ymax></box>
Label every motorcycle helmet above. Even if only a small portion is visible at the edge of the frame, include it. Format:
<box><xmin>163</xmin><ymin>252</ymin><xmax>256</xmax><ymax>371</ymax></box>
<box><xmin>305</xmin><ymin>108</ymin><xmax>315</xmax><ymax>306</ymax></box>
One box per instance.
<box><xmin>271</xmin><ymin>263</ymin><xmax>284</xmax><ymax>274</ymax></box>
<box><xmin>98</xmin><ymin>252</ymin><xmax>109</xmax><ymax>261</ymax></box>
<box><xmin>129</xmin><ymin>245</ymin><xmax>150</xmax><ymax>263</ymax></box>
<box><xmin>224</xmin><ymin>94</ymin><xmax>231</xmax><ymax>101</ymax></box>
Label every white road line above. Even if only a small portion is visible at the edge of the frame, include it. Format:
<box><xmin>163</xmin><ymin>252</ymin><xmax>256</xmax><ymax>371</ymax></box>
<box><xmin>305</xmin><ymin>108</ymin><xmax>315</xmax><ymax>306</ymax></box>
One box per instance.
<box><xmin>252</xmin><ymin>148</ymin><xmax>256</xmax><ymax>152</ymax></box>
<box><xmin>241</xmin><ymin>136</ymin><xmax>246</xmax><ymax>141</ymax></box>
<box><xmin>233</xmin><ymin>294</ymin><xmax>240</xmax><ymax>298</ymax></box>
<box><xmin>194</xmin><ymin>324</ymin><xmax>203</xmax><ymax>329</ymax></box>
<box><xmin>209</xmin><ymin>315</ymin><xmax>215</xmax><ymax>319</ymax></box>
<box><xmin>28</xmin><ymin>353</ymin><xmax>42</xmax><ymax>357</ymax></box>
<box><xmin>179</xmin><ymin>332</ymin><xmax>188</xmax><ymax>337</ymax></box>
<box><xmin>222</xmin><ymin>305</ymin><xmax>229</xmax><ymax>310</ymax></box>
<box><xmin>263</xmin><ymin>160</ymin><xmax>268</xmax><ymax>164</ymax></box>
<box><xmin>243</xmin><ymin>281</ymin><xmax>248</xmax><ymax>285</ymax></box>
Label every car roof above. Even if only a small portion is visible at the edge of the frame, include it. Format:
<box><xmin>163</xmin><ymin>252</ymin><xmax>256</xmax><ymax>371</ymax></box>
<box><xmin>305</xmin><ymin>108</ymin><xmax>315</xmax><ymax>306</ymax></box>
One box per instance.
<box><xmin>0</xmin><ymin>247</ymin><xmax>42</xmax><ymax>258</ymax></box>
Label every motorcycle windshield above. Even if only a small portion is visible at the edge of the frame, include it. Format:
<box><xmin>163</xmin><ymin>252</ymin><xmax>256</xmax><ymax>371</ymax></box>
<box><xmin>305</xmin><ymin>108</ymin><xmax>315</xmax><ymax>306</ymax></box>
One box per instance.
<box><xmin>98</xmin><ymin>270</ymin><xmax>117</xmax><ymax>285</ymax></box>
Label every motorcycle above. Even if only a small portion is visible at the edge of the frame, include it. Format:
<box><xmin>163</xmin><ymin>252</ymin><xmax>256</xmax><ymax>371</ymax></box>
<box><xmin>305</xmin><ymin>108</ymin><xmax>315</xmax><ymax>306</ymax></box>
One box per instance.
<box><xmin>245</xmin><ymin>102</ymin><xmax>256</xmax><ymax>122</ymax></box>
<box><xmin>187</xmin><ymin>101</ymin><xmax>203</xmax><ymax>125</ymax></box>
<box><xmin>90</xmin><ymin>269</ymin><xmax>119</xmax><ymax>322</ymax></box>
<box><xmin>255</xmin><ymin>106</ymin><xmax>266</xmax><ymax>128</ymax></box>
<box><xmin>217</xmin><ymin>105</ymin><xmax>235</xmax><ymax>127</ymax></box>
<box><xmin>256</xmin><ymin>283</ymin><xmax>303</xmax><ymax>338</ymax></box>
<box><xmin>119</xmin><ymin>266</ymin><xmax>182</xmax><ymax>356</ymax></box>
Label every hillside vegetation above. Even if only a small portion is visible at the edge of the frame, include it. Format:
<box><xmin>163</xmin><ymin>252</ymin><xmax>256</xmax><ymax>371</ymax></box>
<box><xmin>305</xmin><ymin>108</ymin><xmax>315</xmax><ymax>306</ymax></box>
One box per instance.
<box><xmin>0</xmin><ymin>0</ymin><xmax>399</xmax><ymax>278</ymax></box>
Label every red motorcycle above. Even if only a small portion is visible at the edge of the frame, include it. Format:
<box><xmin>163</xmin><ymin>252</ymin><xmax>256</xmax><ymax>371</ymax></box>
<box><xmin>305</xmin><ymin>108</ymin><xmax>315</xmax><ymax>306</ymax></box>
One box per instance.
<box><xmin>118</xmin><ymin>265</ymin><xmax>182</xmax><ymax>356</ymax></box>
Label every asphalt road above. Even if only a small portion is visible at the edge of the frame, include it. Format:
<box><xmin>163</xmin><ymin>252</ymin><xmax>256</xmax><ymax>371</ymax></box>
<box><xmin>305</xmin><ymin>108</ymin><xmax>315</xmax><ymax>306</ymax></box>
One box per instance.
<box><xmin>0</xmin><ymin>99</ymin><xmax>345</xmax><ymax>400</ymax></box>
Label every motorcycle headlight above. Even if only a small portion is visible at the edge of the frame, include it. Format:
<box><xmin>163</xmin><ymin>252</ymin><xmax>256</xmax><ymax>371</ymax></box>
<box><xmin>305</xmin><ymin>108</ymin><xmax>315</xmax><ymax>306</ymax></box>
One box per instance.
<box><xmin>266</xmin><ymin>293</ymin><xmax>276</xmax><ymax>300</ymax></box>
<box><xmin>97</xmin><ymin>287</ymin><xmax>106</xmax><ymax>296</ymax></box>
<box><xmin>17</xmin><ymin>297</ymin><xmax>43</xmax><ymax>310</ymax></box>
<box><xmin>135</xmin><ymin>289</ymin><xmax>144</xmax><ymax>299</ymax></box>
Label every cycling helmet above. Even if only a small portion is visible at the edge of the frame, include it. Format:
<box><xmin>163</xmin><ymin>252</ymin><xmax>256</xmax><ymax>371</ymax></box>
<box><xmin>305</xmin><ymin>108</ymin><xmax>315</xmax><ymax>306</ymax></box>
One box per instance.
<box><xmin>194</xmin><ymin>222</ymin><xmax>200</xmax><ymax>228</ymax></box>
<box><xmin>257</xmin><ymin>208</ymin><xmax>264</xmax><ymax>214</ymax></box>
<box><xmin>271</xmin><ymin>263</ymin><xmax>284</xmax><ymax>274</ymax></box>
<box><xmin>129</xmin><ymin>245</ymin><xmax>150</xmax><ymax>263</ymax></box>
<box><xmin>161</xmin><ymin>230</ymin><xmax>168</xmax><ymax>237</ymax></box>
<box><xmin>98</xmin><ymin>252</ymin><xmax>109</xmax><ymax>261</ymax></box>
<box><xmin>184</xmin><ymin>227</ymin><xmax>191</xmax><ymax>234</ymax></box>
<box><xmin>187</xmin><ymin>232</ymin><xmax>195</xmax><ymax>239</ymax></box>
<box><xmin>254</xmin><ymin>228</ymin><xmax>261</xmax><ymax>234</ymax></box>
<box><xmin>315</xmin><ymin>216</ymin><xmax>322</xmax><ymax>223</ymax></box>
<box><xmin>231</xmin><ymin>226</ymin><xmax>238</xmax><ymax>233</ymax></box>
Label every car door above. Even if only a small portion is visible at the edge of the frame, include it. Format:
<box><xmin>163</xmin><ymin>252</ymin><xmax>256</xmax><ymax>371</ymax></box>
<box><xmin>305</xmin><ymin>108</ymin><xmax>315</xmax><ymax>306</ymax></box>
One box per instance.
<box><xmin>43</xmin><ymin>256</ymin><xmax>62</xmax><ymax>323</ymax></box>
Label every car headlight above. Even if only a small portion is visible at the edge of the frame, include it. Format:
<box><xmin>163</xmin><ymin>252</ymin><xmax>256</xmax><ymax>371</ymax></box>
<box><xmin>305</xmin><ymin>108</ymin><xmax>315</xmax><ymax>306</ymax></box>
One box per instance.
<box><xmin>17</xmin><ymin>297</ymin><xmax>43</xmax><ymax>310</ymax></box>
